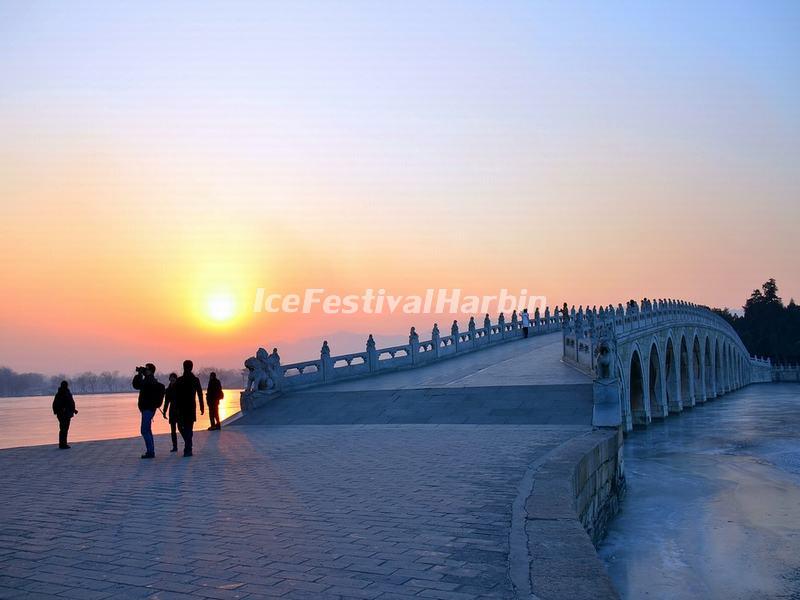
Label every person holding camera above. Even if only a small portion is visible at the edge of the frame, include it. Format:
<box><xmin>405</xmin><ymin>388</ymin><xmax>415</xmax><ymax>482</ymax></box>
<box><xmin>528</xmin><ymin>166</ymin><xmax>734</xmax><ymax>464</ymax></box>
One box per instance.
<box><xmin>132</xmin><ymin>363</ymin><xmax>165</xmax><ymax>459</ymax></box>
<box><xmin>174</xmin><ymin>359</ymin><xmax>204</xmax><ymax>457</ymax></box>
<box><xmin>52</xmin><ymin>380</ymin><xmax>77</xmax><ymax>449</ymax></box>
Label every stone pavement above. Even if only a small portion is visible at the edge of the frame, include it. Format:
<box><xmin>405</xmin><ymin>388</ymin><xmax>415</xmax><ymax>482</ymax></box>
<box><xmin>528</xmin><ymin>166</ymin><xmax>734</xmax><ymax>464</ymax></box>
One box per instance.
<box><xmin>235</xmin><ymin>385</ymin><xmax>593</xmax><ymax>427</ymax></box>
<box><xmin>0</xmin><ymin>423</ymin><xmax>589</xmax><ymax>600</ymax></box>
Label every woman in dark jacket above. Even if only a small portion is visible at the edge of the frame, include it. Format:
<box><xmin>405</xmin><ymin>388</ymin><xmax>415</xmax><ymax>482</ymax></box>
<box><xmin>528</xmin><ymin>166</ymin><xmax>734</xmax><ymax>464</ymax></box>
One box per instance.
<box><xmin>161</xmin><ymin>373</ymin><xmax>179</xmax><ymax>452</ymax></box>
<box><xmin>52</xmin><ymin>381</ymin><xmax>77</xmax><ymax>449</ymax></box>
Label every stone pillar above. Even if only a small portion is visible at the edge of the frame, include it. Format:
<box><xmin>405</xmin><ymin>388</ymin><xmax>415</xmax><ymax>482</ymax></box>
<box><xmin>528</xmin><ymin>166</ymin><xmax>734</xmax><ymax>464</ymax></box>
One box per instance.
<box><xmin>269</xmin><ymin>347</ymin><xmax>283</xmax><ymax>392</ymax></box>
<box><xmin>592</xmin><ymin>339</ymin><xmax>622</xmax><ymax>427</ymax></box>
<box><xmin>320</xmin><ymin>341</ymin><xmax>332</xmax><ymax>382</ymax></box>
<box><xmin>366</xmin><ymin>334</ymin><xmax>378</xmax><ymax>373</ymax></box>
<box><xmin>409</xmin><ymin>327</ymin><xmax>420</xmax><ymax>364</ymax></box>
<box><xmin>431</xmin><ymin>324</ymin><xmax>440</xmax><ymax>359</ymax></box>
<box><xmin>451</xmin><ymin>320</ymin><xmax>459</xmax><ymax>352</ymax></box>
<box><xmin>468</xmin><ymin>317</ymin><xmax>477</xmax><ymax>348</ymax></box>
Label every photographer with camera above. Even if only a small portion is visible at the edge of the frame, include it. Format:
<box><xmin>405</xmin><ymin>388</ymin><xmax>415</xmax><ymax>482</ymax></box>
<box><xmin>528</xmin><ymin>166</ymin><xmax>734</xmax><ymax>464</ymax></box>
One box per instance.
<box><xmin>132</xmin><ymin>363</ymin><xmax>165</xmax><ymax>459</ymax></box>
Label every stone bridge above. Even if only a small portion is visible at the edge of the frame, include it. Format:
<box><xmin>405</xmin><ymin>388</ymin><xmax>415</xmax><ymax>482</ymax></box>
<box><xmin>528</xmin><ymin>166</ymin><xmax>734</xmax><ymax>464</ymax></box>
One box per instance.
<box><xmin>231</xmin><ymin>298</ymin><xmax>776</xmax><ymax>598</ymax></box>
<box><xmin>561</xmin><ymin>299</ymin><xmax>772</xmax><ymax>430</ymax></box>
<box><xmin>241</xmin><ymin>298</ymin><xmax>772</xmax><ymax>434</ymax></box>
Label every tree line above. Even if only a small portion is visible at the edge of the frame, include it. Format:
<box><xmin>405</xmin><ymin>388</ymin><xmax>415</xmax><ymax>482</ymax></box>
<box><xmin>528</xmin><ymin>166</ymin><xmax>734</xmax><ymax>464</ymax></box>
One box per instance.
<box><xmin>0</xmin><ymin>367</ymin><xmax>246</xmax><ymax>398</ymax></box>
<box><xmin>714</xmin><ymin>278</ymin><xmax>800</xmax><ymax>365</ymax></box>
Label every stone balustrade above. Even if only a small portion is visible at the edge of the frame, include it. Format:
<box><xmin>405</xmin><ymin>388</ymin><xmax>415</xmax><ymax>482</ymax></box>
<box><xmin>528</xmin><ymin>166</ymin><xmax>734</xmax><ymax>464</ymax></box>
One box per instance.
<box><xmin>241</xmin><ymin>309</ymin><xmax>563</xmax><ymax>411</ymax></box>
<box><xmin>773</xmin><ymin>363</ymin><xmax>800</xmax><ymax>382</ymax></box>
<box><xmin>562</xmin><ymin>298</ymin><xmax>771</xmax><ymax>380</ymax></box>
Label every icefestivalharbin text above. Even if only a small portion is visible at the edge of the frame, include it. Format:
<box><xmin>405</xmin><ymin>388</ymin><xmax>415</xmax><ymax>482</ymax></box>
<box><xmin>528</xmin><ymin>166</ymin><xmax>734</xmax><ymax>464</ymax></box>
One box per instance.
<box><xmin>253</xmin><ymin>288</ymin><xmax>547</xmax><ymax>315</ymax></box>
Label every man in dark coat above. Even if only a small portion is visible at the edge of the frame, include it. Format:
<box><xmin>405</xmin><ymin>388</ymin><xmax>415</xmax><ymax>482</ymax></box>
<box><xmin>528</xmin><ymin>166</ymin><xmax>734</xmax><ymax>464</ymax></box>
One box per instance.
<box><xmin>132</xmin><ymin>363</ymin><xmax>165</xmax><ymax>459</ymax></box>
<box><xmin>175</xmin><ymin>359</ymin><xmax>204</xmax><ymax>457</ymax></box>
<box><xmin>52</xmin><ymin>381</ymin><xmax>77</xmax><ymax>449</ymax></box>
<box><xmin>161</xmin><ymin>373</ymin><xmax>179</xmax><ymax>452</ymax></box>
<box><xmin>206</xmin><ymin>372</ymin><xmax>224</xmax><ymax>431</ymax></box>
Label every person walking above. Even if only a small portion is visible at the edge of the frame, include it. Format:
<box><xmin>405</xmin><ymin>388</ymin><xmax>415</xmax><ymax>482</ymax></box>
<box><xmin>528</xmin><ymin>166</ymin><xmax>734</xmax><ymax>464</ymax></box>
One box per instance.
<box><xmin>132</xmin><ymin>363</ymin><xmax>165</xmax><ymax>459</ymax></box>
<box><xmin>161</xmin><ymin>373</ymin><xmax>179</xmax><ymax>452</ymax></box>
<box><xmin>52</xmin><ymin>381</ymin><xmax>77</xmax><ymax>449</ymax></box>
<box><xmin>206</xmin><ymin>372</ymin><xmax>224</xmax><ymax>430</ymax></box>
<box><xmin>521</xmin><ymin>308</ymin><xmax>530</xmax><ymax>338</ymax></box>
<box><xmin>175</xmin><ymin>360</ymin><xmax>204</xmax><ymax>457</ymax></box>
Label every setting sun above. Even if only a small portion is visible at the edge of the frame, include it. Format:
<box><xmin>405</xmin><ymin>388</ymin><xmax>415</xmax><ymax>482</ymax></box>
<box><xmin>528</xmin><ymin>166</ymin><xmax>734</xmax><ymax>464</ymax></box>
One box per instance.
<box><xmin>206</xmin><ymin>292</ymin><xmax>236</xmax><ymax>324</ymax></box>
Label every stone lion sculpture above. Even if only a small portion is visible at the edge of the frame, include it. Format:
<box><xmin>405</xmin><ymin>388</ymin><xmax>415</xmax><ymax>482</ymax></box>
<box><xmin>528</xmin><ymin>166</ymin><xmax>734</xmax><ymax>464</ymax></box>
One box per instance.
<box><xmin>244</xmin><ymin>347</ymin><xmax>273</xmax><ymax>392</ymax></box>
<box><xmin>595</xmin><ymin>338</ymin><xmax>617</xmax><ymax>380</ymax></box>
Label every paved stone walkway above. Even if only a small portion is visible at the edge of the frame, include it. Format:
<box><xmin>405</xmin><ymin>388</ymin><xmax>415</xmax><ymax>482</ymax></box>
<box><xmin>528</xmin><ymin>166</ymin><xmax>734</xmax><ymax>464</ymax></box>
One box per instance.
<box><xmin>0</xmin><ymin>424</ymin><xmax>587</xmax><ymax>600</ymax></box>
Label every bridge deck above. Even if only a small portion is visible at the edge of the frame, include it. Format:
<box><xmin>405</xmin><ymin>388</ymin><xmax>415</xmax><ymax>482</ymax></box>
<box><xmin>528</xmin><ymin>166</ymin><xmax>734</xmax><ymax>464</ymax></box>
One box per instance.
<box><xmin>237</xmin><ymin>332</ymin><xmax>594</xmax><ymax>427</ymax></box>
<box><xmin>323</xmin><ymin>331</ymin><xmax>589</xmax><ymax>391</ymax></box>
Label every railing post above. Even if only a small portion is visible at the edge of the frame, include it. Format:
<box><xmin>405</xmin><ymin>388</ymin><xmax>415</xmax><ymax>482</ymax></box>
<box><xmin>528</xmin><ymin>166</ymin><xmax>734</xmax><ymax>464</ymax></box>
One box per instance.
<box><xmin>409</xmin><ymin>327</ymin><xmax>420</xmax><ymax>365</ymax></box>
<box><xmin>366</xmin><ymin>334</ymin><xmax>378</xmax><ymax>373</ymax></box>
<box><xmin>465</xmin><ymin>316</ymin><xmax>475</xmax><ymax>349</ymax></box>
<box><xmin>320</xmin><ymin>341</ymin><xmax>332</xmax><ymax>382</ymax></box>
<box><xmin>431</xmin><ymin>324</ymin><xmax>440</xmax><ymax>359</ymax></box>
<box><xmin>451</xmin><ymin>320</ymin><xmax>459</xmax><ymax>352</ymax></box>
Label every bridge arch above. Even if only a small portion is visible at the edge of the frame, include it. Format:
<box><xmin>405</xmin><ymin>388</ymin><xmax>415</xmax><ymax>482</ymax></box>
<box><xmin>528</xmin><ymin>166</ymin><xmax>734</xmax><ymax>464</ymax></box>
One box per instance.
<box><xmin>627</xmin><ymin>347</ymin><xmax>647</xmax><ymax>426</ymax></box>
<box><xmin>679</xmin><ymin>335</ymin><xmax>693</xmax><ymax>407</ymax></box>
<box><xmin>714</xmin><ymin>340</ymin><xmax>723</xmax><ymax>395</ymax></box>
<box><xmin>647</xmin><ymin>341</ymin><xmax>667</xmax><ymax>418</ymax></box>
<box><xmin>724</xmin><ymin>344</ymin><xmax>732</xmax><ymax>392</ymax></box>
<box><xmin>703</xmin><ymin>337</ymin><xmax>714</xmax><ymax>400</ymax></box>
<box><xmin>664</xmin><ymin>335</ymin><xmax>681</xmax><ymax>413</ymax></box>
<box><xmin>692</xmin><ymin>335</ymin><xmax>705</xmax><ymax>403</ymax></box>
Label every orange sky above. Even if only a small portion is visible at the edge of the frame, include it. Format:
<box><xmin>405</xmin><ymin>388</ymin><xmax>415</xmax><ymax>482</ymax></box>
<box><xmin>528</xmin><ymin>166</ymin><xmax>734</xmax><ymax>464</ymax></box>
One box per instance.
<box><xmin>1</xmin><ymin>2</ymin><xmax>799</xmax><ymax>374</ymax></box>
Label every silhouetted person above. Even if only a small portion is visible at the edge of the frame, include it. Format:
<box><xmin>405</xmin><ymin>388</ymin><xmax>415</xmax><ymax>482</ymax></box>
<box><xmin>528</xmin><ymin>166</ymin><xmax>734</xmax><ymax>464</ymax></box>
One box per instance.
<box><xmin>522</xmin><ymin>308</ymin><xmax>530</xmax><ymax>338</ymax></box>
<box><xmin>206</xmin><ymin>372</ymin><xmax>224</xmax><ymax>430</ymax></box>
<box><xmin>175</xmin><ymin>359</ymin><xmax>204</xmax><ymax>457</ymax></box>
<box><xmin>132</xmin><ymin>363</ymin><xmax>165</xmax><ymax>459</ymax></box>
<box><xmin>52</xmin><ymin>381</ymin><xmax>77</xmax><ymax>449</ymax></box>
<box><xmin>161</xmin><ymin>373</ymin><xmax>179</xmax><ymax>452</ymax></box>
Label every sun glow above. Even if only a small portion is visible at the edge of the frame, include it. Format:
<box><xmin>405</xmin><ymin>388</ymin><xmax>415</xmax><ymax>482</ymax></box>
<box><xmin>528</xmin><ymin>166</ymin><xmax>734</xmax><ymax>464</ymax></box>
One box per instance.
<box><xmin>205</xmin><ymin>292</ymin><xmax>237</xmax><ymax>324</ymax></box>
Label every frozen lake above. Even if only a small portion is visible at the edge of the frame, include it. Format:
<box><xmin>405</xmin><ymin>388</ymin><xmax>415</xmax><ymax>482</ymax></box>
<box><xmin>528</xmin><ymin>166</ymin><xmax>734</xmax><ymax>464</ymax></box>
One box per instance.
<box><xmin>0</xmin><ymin>389</ymin><xmax>241</xmax><ymax>449</ymax></box>
<box><xmin>600</xmin><ymin>383</ymin><xmax>800</xmax><ymax>599</ymax></box>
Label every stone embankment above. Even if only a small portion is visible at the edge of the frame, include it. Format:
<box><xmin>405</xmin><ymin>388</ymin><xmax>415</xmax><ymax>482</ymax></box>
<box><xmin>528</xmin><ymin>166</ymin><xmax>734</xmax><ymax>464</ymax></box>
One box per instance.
<box><xmin>515</xmin><ymin>428</ymin><xmax>624</xmax><ymax>600</ymax></box>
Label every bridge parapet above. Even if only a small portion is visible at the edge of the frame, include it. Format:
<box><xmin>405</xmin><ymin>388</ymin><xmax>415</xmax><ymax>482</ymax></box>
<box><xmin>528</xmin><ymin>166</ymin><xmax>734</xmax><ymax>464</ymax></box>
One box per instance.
<box><xmin>241</xmin><ymin>309</ymin><xmax>564</xmax><ymax>411</ymax></box>
<box><xmin>772</xmin><ymin>363</ymin><xmax>800</xmax><ymax>382</ymax></box>
<box><xmin>562</xmin><ymin>298</ymin><xmax>774</xmax><ymax>430</ymax></box>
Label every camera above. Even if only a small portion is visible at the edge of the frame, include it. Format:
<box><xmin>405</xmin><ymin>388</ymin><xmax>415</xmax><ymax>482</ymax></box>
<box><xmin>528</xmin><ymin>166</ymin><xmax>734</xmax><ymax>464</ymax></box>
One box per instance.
<box><xmin>135</xmin><ymin>366</ymin><xmax>147</xmax><ymax>375</ymax></box>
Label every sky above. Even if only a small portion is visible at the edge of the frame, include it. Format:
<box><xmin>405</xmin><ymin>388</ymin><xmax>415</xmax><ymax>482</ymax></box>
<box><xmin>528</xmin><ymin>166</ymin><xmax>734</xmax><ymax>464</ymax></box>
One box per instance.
<box><xmin>1</xmin><ymin>1</ymin><xmax>799</xmax><ymax>374</ymax></box>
